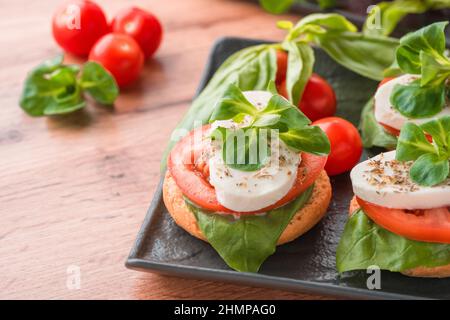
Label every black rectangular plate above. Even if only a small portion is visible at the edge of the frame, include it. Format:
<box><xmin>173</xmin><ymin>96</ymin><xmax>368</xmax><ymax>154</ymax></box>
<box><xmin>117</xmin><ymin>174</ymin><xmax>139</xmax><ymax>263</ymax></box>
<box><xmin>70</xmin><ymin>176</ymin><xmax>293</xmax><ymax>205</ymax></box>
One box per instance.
<box><xmin>126</xmin><ymin>37</ymin><xmax>450</xmax><ymax>300</ymax></box>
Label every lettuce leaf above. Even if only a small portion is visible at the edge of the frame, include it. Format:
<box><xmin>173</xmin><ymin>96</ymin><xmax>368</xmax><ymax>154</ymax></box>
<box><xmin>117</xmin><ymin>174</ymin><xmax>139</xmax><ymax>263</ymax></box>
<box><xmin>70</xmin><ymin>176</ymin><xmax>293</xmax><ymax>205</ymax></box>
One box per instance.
<box><xmin>186</xmin><ymin>185</ymin><xmax>314</xmax><ymax>272</ymax></box>
<box><xmin>336</xmin><ymin>209</ymin><xmax>450</xmax><ymax>273</ymax></box>
<box><xmin>359</xmin><ymin>98</ymin><xmax>398</xmax><ymax>149</ymax></box>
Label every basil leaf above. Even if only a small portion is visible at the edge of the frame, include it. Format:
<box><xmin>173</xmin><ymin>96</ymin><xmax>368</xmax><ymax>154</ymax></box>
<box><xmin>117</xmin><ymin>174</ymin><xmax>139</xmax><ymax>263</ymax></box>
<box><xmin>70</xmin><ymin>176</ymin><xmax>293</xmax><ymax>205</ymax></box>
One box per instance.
<box><xmin>359</xmin><ymin>98</ymin><xmax>398</xmax><ymax>149</ymax></box>
<box><xmin>161</xmin><ymin>44</ymin><xmax>277</xmax><ymax>171</ymax></box>
<box><xmin>188</xmin><ymin>185</ymin><xmax>314</xmax><ymax>272</ymax></box>
<box><xmin>20</xmin><ymin>61</ymin><xmax>85</xmax><ymax>117</ymax></box>
<box><xmin>282</xmin><ymin>41</ymin><xmax>314</xmax><ymax>105</ymax></box>
<box><xmin>396</xmin><ymin>122</ymin><xmax>436</xmax><ymax>161</ymax></box>
<box><xmin>336</xmin><ymin>209</ymin><xmax>450</xmax><ymax>274</ymax></box>
<box><xmin>317</xmin><ymin>0</ymin><xmax>336</xmax><ymax>9</ymax></box>
<box><xmin>279</xmin><ymin>126</ymin><xmax>330</xmax><ymax>155</ymax></box>
<box><xmin>79</xmin><ymin>61</ymin><xmax>118</xmax><ymax>105</ymax></box>
<box><xmin>410</xmin><ymin>153</ymin><xmax>450</xmax><ymax>186</ymax></box>
<box><xmin>292</xmin><ymin>13</ymin><xmax>358</xmax><ymax>34</ymax></box>
<box><xmin>364</xmin><ymin>0</ymin><xmax>427</xmax><ymax>37</ymax></box>
<box><xmin>259</xmin><ymin>0</ymin><xmax>293</xmax><ymax>14</ymax></box>
<box><xmin>310</xmin><ymin>31</ymin><xmax>399</xmax><ymax>81</ymax></box>
<box><xmin>390</xmin><ymin>80</ymin><xmax>446</xmax><ymax>118</ymax></box>
<box><xmin>266</xmin><ymin>80</ymin><xmax>278</xmax><ymax>95</ymax></box>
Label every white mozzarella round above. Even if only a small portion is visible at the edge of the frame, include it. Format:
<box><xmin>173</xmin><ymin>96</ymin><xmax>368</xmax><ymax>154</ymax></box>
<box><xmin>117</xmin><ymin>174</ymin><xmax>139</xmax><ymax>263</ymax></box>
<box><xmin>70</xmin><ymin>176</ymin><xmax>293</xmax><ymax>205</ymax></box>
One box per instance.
<box><xmin>351</xmin><ymin>151</ymin><xmax>450</xmax><ymax>209</ymax></box>
<box><xmin>208</xmin><ymin>91</ymin><xmax>300</xmax><ymax>212</ymax></box>
<box><xmin>374</xmin><ymin>74</ymin><xmax>450</xmax><ymax>131</ymax></box>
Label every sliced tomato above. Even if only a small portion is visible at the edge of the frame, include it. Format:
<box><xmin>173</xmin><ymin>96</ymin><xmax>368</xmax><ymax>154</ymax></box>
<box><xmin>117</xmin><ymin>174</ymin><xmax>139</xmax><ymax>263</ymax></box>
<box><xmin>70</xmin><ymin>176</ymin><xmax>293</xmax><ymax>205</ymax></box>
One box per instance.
<box><xmin>379</xmin><ymin>121</ymin><xmax>401</xmax><ymax>137</ymax></box>
<box><xmin>356</xmin><ymin>197</ymin><xmax>450</xmax><ymax>244</ymax></box>
<box><xmin>168</xmin><ymin>125</ymin><xmax>327</xmax><ymax>215</ymax></box>
<box><xmin>378</xmin><ymin>121</ymin><xmax>433</xmax><ymax>142</ymax></box>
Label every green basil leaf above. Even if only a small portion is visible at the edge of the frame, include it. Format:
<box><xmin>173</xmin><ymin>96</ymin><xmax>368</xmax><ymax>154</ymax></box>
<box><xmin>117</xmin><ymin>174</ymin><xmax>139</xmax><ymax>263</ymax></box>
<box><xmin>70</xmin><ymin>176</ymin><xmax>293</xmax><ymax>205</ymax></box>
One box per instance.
<box><xmin>317</xmin><ymin>0</ymin><xmax>337</xmax><ymax>9</ymax></box>
<box><xmin>359</xmin><ymin>98</ymin><xmax>398</xmax><ymax>149</ymax></box>
<box><xmin>210</xmin><ymin>84</ymin><xmax>258</xmax><ymax>121</ymax></box>
<box><xmin>310</xmin><ymin>31</ymin><xmax>399</xmax><ymax>80</ymax></box>
<box><xmin>409</xmin><ymin>153</ymin><xmax>449</xmax><ymax>186</ymax></box>
<box><xmin>80</xmin><ymin>61</ymin><xmax>119</xmax><ymax>105</ymax></box>
<box><xmin>396</xmin><ymin>122</ymin><xmax>436</xmax><ymax>161</ymax></box>
<box><xmin>20</xmin><ymin>62</ymin><xmax>85</xmax><ymax>117</ymax></box>
<box><xmin>279</xmin><ymin>126</ymin><xmax>330</xmax><ymax>155</ymax></box>
<box><xmin>420</xmin><ymin>116</ymin><xmax>450</xmax><ymax>150</ymax></box>
<box><xmin>363</xmin><ymin>1</ymin><xmax>427</xmax><ymax>37</ymax></box>
<box><xmin>161</xmin><ymin>44</ymin><xmax>277</xmax><ymax>172</ymax></box>
<box><xmin>282</xmin><ymin>41</ymin><xmax>314</xmax><ymax>105</ymax></box>
<box><xmin>266</xmin><ymin>80</ymin><xmax>278</xmax><ymax>95</ymax></box>
<box><xmin>293</xmin><ymin>13</ymin><xmax>358</xmax><ymax>34</ymax></box>
<box><xmin>188</xmin><ymin>185</ymin><xmax>314</xmax><ymax>272</ymax></box>
<box><xmin>390</xmin><ymin>80</ymin><xmax>446</xmax><ymax>118</ymax></box>
<box><xmin>336</xmin><ymin>209</ymin><xmax>450</xmax><ymax>273</ymax></box>
<box><xmin>259</xmin><ymin>0</ymin><xmax>293</xmax><ymax>14</ymax></box>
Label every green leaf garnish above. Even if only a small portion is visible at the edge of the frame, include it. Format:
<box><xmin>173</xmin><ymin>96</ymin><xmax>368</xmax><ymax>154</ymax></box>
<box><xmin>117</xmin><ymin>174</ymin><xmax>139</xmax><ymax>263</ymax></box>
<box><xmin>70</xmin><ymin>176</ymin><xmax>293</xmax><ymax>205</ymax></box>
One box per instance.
<box><xmin>79</xmin><ymin>62</ymin><xmax>119</xmax><ymax>105</ymax></box>
<box><xmin>336</xmin><ymin>209</ymin><xmax>450</xmax><ymax>274</ymax></box>
<box><xmin>396</xmin><ymin>117</ymin><xmax>450</xmax><ymax>186</ymax></box>
<box><xmin>19</xmin><ymin>56</ymin><xmax>119</xmax><ymax>117</ymax></box>
<box><xmin>188</xmin><ymin>185</ymin><xmax>314</xmax><ymax>272</ymax></box>
<box><xmin>209</xmin><ymin>84</ymin><xmax>329</xmax><ymax>170</ymax></box>
<box><xmin>390</xmin><ymin>22</ymin><xmax>450</xmax><ymax>118</ymax></box>
<box><xmin>390</xmin><ymin>79</ymin><xmax>446</xmax><ymax>118</ymax></box>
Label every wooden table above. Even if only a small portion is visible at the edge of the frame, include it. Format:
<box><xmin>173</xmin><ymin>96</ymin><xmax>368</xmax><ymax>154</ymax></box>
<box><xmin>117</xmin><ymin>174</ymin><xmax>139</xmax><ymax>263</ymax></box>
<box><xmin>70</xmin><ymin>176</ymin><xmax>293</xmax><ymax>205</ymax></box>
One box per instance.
<box><xmin>0</xmin><ymin>0</ymin><xmax>330</xmax><ymax>299</ymax></box>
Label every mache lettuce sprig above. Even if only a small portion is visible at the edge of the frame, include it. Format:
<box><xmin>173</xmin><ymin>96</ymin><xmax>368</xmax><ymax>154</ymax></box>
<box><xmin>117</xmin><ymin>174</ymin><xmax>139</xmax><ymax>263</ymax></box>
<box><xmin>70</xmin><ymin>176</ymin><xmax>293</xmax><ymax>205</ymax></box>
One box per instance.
<box><xmin>396</xmin><ymin>116</ymin><xmax>450</xmax><ymax>186</ymax></box>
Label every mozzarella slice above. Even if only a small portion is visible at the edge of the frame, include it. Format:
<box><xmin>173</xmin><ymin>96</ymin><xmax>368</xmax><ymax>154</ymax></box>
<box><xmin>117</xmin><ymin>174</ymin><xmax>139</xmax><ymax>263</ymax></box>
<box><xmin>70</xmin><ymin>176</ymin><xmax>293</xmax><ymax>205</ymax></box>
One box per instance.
<box><xmin>208</xmin><ymin>91</ymin><xmax>300</xmax><ymax>212</ymax></box>
<box><xmin>351</xmin><ymin>151</ymin><xmax>450</xmax><ymax>209</ymax></box>
<box><xmin>374</xmin><ymin>74</ymin><xmax>450</xmax><ymax>131</ymax></box>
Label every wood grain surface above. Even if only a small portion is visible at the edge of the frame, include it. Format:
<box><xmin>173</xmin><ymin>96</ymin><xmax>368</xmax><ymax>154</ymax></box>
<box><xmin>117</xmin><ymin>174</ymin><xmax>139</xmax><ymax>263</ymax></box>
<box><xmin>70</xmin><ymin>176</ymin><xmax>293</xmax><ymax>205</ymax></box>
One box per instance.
<box><xmin>0</xmin><ymin>0</ymin><xmax>332</xmax><ymax>299</ymax></box>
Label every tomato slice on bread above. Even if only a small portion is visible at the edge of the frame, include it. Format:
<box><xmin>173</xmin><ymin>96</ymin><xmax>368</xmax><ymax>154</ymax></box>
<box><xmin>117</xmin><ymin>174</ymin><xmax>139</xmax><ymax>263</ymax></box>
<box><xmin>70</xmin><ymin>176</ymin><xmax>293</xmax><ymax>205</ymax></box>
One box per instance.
<box><xmin>168</xmin><ymin>125</ymin><xmax>327</xmax><ymax>214</ymax></box>
<box><xmin>356</xmin><ymin>197</ymin><xmax>450</xmax><ymax>244</ymax></box>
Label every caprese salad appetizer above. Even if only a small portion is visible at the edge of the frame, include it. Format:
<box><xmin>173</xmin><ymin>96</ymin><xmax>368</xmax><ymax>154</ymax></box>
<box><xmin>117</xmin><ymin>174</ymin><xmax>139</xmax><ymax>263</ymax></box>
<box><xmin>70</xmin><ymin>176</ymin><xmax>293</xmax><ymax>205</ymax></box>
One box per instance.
<box><xmin>361</xmin><ymin>21</ymin><xmax>450</xmax><ymax>150</ymax></box>
<box><xmin>164</xmin><ymin>84</ymin><xmax>332</xmax><ymax>272</ymax></box>
<box><xmin>337</xmin><ymin>116</ymin><xmax>450</xmax><ymax>277</ymax></box>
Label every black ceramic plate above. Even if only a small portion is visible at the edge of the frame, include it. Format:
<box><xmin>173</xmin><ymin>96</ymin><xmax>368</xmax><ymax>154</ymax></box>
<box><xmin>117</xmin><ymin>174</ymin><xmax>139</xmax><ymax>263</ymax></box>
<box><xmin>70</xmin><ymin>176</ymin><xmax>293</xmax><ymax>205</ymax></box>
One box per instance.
<box><xmin>126</xmin><ymin>37</ymin><xmax>450</xmax><ymax>300</ymax></box>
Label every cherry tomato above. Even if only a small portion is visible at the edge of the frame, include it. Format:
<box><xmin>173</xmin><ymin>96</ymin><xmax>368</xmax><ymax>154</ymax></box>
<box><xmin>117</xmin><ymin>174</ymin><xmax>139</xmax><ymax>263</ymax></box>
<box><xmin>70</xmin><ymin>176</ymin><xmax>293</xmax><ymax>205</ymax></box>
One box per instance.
<box><xmin>111</xmin><ymin>7</ymin><xmax>163</xmax><ymax>59</ymax></box>
<box><xmin>52</xmin><ymin>0</ymin><xmax>109</xmax><ymax>57</ymax></box>
<box><xmin>89</xmin><ymin>33</ymin><xmax>144</xmax><ymax>87</ymax></box>
<box><xmin>168</xmin><ymin>125</ymin><xmax>327</xmax><ymax>214</ymax></box>
<box><xmin>312</xmin><ymin>117</ymin><xmax>363</xmax><ymax>176</ymax></box>
<box><xmin>298</xmin><ymin>74</ymin><xmax>336</xmax><ymax>122</ymax></box>
<box><xmin>275</xmin><ymin>50</ymin><xmax>288</xmax><ymax>85</ymax></box>
<box><xmin>276</xmin><ymin>73</ymin><xmax>336</xmax><ymax>122</ymax></box>
<box><xmin>357</xmin><ymin>197</ymin><xmax>450</xmax><ymax>244</ymax></box>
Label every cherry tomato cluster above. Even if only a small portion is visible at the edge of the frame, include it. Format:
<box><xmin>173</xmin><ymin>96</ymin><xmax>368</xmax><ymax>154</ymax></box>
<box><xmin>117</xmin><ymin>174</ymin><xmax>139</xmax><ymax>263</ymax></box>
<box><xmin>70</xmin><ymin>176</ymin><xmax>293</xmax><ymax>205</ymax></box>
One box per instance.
<box><xmin>52</xmin><ymin>0</ymin><xmax>162</xmax><ymax>87</ymax></box>
<box><xmin>275</xmin><ymin>50</ymin><xmax>363</xmax><ymax>176</ymax></box>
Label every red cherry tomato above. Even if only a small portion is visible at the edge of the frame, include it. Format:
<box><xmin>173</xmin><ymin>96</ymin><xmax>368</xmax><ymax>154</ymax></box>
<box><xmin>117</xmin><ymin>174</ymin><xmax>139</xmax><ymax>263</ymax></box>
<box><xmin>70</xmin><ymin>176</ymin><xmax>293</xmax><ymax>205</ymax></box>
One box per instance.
<box><xmin>111</xmin><ymin>7</ymin><xmax>163</xmax><ymax>59</ymax></box>
<box><xmin>52</xmin><ymin>0</ymin><xmax>109</xmax><ymax>57</ymax></box>
<box><xmin>298</xmin><ymin>74</ymin><xmax>336</xmax><ymax>122</ymax></box>
<box><xmin>275</xmin><ymin>50</ymin><xmax>288</xmax><ymax>85</ymax></box>
<box><xmin>312</xmin><ymin>117</ymin><xmax>363</xmax><ymax>176</ymax></box>
<box><xmin>276</xmin><ymin>73</ymin><xmax>336</xmax><ymax>122</ymax></box>
<box><xmin>89</xmin><ymin>33</ymin><xmax>144</xmax><ymax>87</ymax></box>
